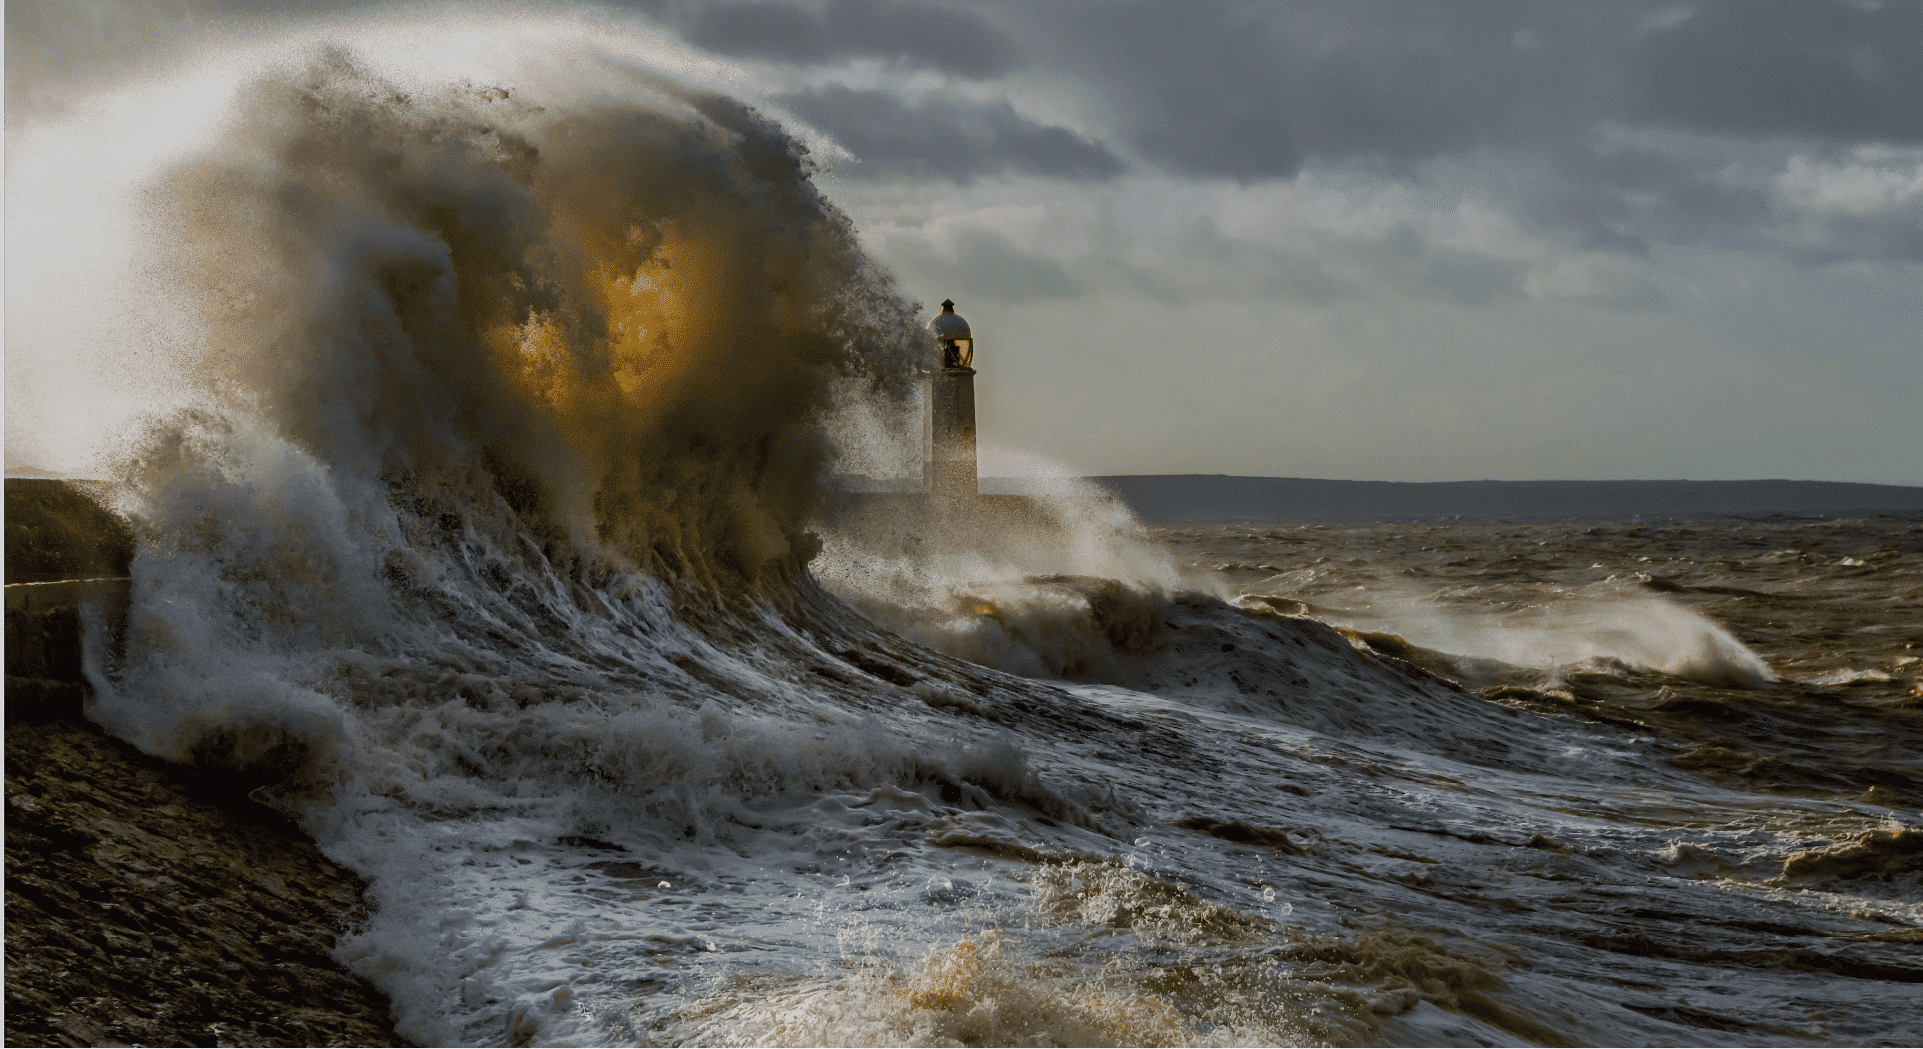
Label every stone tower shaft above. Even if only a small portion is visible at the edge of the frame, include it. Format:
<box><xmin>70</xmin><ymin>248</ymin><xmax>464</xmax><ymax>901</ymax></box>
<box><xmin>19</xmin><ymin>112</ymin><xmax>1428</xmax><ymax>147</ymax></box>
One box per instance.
<box><xmin>925</xmin><ymin>299</ymin><xmax>977</xmax><ymax>500</ymax></box>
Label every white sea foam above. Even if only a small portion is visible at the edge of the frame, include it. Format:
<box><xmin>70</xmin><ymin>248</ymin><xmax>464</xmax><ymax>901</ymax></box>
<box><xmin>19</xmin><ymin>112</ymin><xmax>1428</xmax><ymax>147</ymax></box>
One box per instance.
<box><xmin>1252</xmin><ymin>586</ymin><xmax>1776</xmax><ymax>690</ymax></box>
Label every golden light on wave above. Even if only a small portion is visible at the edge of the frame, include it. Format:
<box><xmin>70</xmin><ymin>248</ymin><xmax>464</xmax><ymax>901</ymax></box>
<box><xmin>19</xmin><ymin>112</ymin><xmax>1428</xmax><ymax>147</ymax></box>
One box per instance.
<box><xmin>598</xmin><ymin>227</ymin><xmax>717</xmax><ymax>406</ymax></box>
<box><xmin>488</xmin><ymin>220</ymin><xmax>740</xmax><ymax>479</ymax></box>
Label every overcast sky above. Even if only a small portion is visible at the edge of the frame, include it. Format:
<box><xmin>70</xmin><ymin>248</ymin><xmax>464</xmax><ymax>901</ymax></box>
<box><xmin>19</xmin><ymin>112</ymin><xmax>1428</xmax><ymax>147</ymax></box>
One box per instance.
<box><xmin>8</xmin><ymin>0</ymin><xmax>1921</xmax><ymax>482</ymax></box>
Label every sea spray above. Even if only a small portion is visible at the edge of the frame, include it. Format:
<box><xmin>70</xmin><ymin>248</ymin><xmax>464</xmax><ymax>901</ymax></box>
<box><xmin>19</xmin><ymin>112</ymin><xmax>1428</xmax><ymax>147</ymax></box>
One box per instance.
<box><xmin>813</xmin><ymin>471</ymin><xmax>1212</xmax><ymax>678</ymax></box>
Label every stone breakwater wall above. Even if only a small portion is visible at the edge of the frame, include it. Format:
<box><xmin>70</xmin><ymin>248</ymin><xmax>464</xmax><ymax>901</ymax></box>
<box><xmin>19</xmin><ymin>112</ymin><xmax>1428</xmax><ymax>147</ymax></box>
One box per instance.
<box><xmin>5</xmin><ymin>577</ymin><xmax>129</xmax><ymax>726</ymax></box>
<box><xmin>6</xmin><ymin>478</ymin><xmax>137</xmax><ymax>725</ymax></box>
<box><xmin>3</xmin><ymin>479</ymin><xmax>408</xmax><ymax>1047</ymax></box>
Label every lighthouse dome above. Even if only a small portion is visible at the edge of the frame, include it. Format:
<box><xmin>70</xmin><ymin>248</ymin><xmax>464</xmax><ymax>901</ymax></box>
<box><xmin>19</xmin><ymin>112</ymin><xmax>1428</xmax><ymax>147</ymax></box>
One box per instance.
<box><xmin>929</xmin><ymin>302</ymin><xmax>971</xmax><ymax>341</ymax></box>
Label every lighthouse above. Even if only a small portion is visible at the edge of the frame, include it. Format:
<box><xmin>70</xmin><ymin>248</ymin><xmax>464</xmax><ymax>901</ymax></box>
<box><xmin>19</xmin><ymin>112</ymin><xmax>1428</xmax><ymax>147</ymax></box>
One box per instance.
<box><xmin>924</xmin><ymin>299</ymin><xmax>978</xmax><ymax>501</ymax></box>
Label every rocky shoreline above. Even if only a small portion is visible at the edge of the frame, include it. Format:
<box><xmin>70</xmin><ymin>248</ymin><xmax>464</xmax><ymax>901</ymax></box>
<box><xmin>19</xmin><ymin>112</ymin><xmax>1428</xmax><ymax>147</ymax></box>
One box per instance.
<box><xmin>4</xmin><ymin>719</ymin><xmax>409</xmax><ymax>1047</ymax></box>
<box><xmin>5</xmin><ymin>478</ymin><xmax>408</xmax><ymax>1047</ymax></box>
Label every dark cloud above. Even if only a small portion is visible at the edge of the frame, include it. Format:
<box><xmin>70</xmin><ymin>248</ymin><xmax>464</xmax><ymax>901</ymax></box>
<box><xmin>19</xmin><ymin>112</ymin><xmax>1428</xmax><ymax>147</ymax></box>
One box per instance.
<box><xmin>1027</xmin><ymin>0</ymin><xmax>1625</xmax><ymax>181</ymax></box>
<box><xmin>980</xmin><ymin>0</ymin><xmax>1920</xmax><ymax>266</ymax></box>
<box><xmin>675</xmin><ymin>0</ymin><xmax>1017</xmax><ymax>77</ymax></box>
<box><xmin>1023</xmin><ymin>0</ymin><xmax>1920</xmax><ymax>178</ymax></box>
<box><xmin>473</xmin><ymin>1</ymin><xmax>1923</xmax><ymax>270</ymax></box>
<box><xmin>779</xmin><ymin>85</ymin><xmax>1123</xmax><ymax>182</ymax></box>
<box><xmin>1632</xmin><ymin>1</ymin><xmax>1923</xmax><ymax>145</ymax></box>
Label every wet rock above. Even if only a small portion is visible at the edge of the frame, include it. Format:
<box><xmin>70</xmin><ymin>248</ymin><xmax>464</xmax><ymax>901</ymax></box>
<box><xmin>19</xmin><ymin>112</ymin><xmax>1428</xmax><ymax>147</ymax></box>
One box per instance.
<box><xmin>4</xmin><ymin>718</ymin><xmax>408</xmax><ymax>1048</ymax></box>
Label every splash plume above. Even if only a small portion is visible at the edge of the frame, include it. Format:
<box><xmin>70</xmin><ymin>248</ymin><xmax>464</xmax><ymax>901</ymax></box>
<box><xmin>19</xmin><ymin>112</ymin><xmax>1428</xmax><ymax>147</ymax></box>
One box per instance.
<box><xmin>144</xmin><ymin>51</ymin><xmax>923</xmax><ymax>594</ymax></box>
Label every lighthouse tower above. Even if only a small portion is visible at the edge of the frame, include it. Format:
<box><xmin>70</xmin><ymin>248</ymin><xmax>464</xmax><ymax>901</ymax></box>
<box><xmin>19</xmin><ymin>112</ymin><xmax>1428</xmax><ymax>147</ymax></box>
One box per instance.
<box><xmin>925</xmin><ymin>299</ymin><xmax>978</xmax><ymax>501</ymax></box>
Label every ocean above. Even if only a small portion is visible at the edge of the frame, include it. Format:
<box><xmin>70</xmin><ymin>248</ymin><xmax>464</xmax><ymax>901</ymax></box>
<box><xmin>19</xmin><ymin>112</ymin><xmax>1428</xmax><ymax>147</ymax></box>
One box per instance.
<box><xmin>55</xmin><ymin>43</ymin><xmax>1922</xmax><ymax>1048</ymax></box>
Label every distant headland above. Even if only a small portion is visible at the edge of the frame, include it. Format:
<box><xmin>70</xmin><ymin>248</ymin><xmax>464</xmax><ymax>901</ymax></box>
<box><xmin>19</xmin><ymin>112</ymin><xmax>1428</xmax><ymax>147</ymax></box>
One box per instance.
<box><xmin>984</xmin><ymin>475</ymin><xmax>1923</xmax><ymax>524</ymax></box>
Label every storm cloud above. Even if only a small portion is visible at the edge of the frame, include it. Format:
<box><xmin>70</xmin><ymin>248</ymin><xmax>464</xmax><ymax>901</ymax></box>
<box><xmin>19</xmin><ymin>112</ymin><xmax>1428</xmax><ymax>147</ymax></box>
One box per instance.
<box><xmin>987</xmin><ymin>0</ymin><xmax>1923</xmax><ymax>264</ymax></box>
<box><xmin>779</xmin><ymin>85</ymin><xmax>1123</xmax><ymax>182</ymax></box>
<box><xmin>1029</xmin><ymin>0</ymin><xmax>1921</xmax><ymax>177</ymax></box>
<box><xmin>1022</xmin><ymin>0</ymin><xmax>1624</xmax><ymax>180</ymax></box>
<box><xmin>674</xmin><ymin>0</ymin><xmax>1017</xmax><ymax>77</ymax></box>
<box><xmin>1631</xmin><ymin>1</ymin><xmax>1923</xmax><ymax>144</ymax></box>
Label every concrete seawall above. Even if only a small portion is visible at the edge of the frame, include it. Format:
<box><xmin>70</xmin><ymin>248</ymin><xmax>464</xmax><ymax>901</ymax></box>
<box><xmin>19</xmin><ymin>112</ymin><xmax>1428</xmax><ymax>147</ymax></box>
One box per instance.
<box><xmin>2</xmin><ymin>479</ymin><xmax>408</xmax><ymax>1046</ymax></box>
<box><xmin>5</xmin><ymin>478</ymin><xmax>136</xmax><ymax>725</ymax></box>
<box><xmin>4</xmin><ymin>577</ymin><xmax>130</xmax><ymax>725</ymax></box>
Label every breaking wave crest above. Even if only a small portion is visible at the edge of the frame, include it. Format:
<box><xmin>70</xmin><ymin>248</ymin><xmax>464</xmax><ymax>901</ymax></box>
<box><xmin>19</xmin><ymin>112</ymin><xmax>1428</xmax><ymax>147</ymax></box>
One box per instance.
<box><xmin>94</xmin><ymin>49</ymin><xmax>925</xmax><ymax>759</ymax></box>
